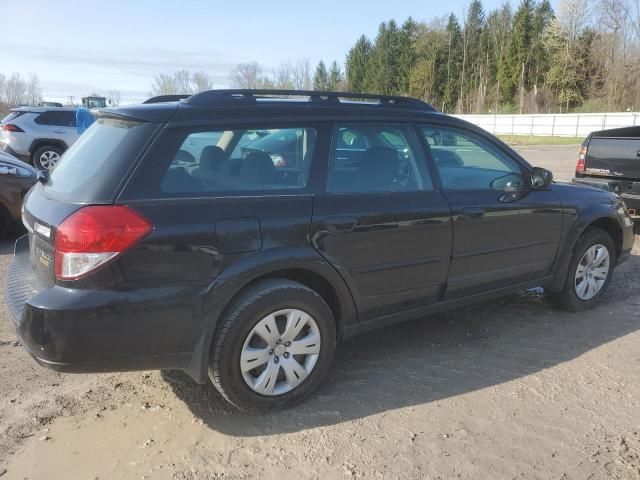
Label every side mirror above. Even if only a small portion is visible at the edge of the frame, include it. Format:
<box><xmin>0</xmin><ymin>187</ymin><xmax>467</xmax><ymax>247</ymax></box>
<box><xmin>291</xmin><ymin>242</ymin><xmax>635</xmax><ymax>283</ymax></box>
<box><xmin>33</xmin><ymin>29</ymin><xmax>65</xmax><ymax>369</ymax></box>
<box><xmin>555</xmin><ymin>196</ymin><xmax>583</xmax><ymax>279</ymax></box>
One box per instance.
<box><xmin>531</xmin><ymin>167</ymin><xmax>553</xmax><ymax>189</ymax></box>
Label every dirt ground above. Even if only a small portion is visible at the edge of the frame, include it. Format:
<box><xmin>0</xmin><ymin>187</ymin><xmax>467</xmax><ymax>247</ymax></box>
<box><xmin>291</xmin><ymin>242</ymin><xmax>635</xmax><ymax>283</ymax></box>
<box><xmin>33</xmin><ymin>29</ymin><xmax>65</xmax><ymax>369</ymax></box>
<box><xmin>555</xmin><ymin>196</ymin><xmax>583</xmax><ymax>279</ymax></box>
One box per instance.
<box><xmin>2</xmin><ymin>145</ymin><xmax>640</xmax><ymax>479</ymax></box>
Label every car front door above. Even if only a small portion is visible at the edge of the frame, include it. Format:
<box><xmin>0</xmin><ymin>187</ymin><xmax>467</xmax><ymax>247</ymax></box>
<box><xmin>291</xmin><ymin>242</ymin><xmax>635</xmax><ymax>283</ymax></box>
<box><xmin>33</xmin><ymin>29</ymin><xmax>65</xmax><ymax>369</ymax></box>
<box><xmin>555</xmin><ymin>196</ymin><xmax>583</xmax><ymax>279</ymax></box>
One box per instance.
<box><xmin>311</xmin><ymin>123</ymin><xmax>452</xmax><ymax>322</ymax></box>
<box><xmin>418</xmin><ymin>124</ymin><xmax>563</xmax><ymax>299</ymax></box>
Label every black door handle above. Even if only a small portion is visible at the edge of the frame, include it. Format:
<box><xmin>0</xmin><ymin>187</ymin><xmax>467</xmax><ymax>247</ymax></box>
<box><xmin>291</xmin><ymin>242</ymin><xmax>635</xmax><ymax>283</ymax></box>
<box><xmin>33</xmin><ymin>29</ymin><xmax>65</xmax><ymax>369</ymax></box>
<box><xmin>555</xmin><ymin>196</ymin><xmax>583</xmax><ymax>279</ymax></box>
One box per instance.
<box><xmin>636</xmin><ymin>150</ymin><xmax>640</xmax><ymax>158</ymax></box>
<box><xmin>325</xmin><ymin>216</ymin><xmax>357</xmax><ymax>233</ymax></box>
<box><xmin>461</xmin><ymin>207</ymin><xmax>485</xmax><ymax>219</ymax></box>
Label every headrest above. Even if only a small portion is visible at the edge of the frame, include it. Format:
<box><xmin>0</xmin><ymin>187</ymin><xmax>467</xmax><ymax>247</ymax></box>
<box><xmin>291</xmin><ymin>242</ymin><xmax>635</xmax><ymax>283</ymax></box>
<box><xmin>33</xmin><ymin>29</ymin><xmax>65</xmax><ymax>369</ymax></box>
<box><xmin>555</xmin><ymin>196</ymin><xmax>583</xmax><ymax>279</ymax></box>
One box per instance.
<box><xmin>200</xmin><ymin>145</ymin><xmax>226</xmax><ymax>172</ymax></box>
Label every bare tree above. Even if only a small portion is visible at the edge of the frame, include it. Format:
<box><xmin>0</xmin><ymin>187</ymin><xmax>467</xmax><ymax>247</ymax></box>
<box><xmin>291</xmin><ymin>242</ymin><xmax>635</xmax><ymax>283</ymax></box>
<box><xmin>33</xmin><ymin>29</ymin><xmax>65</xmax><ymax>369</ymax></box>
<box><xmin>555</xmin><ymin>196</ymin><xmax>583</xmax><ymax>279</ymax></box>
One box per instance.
<box><xmin>557</xmin><ymin>0</ymin><xmax>590</xmax><ymax>45</ymax></box>
<box><xmin>174</xmin><ymin>70</ymin><xmax>192</xmax><ymax>94</ymax></box>
<box><xmin>192</xmin><ymin>71</ymin><xmax>213</xmax><ymax>92</ymax></box>
<box><xmin>271</xmin><ymin>59</ymin><xmax>312</xmax><ymax>90</ymax></box>
<box><xmin>108</xmin><ymin>90</ymin><xmax>122</xmax><ymax>106</ymax></box>
<box><xmin>5</xmin><ymin>73</ymin><xmax>27</xmax><ymax>107</ymax></box>
<box><xmin>150</xmin><ymin>73</ymin><xmax>178</xmax><ymax>96</ymax></box>
<box><xmin>230</xmin><ymin>62</ymin><xmax>264</xmax><ymax>89</ymax></box>
<box><xmin>27</xmin><ymin>74</ymin><xmax>43</xmax><ymax>106</ymax></box>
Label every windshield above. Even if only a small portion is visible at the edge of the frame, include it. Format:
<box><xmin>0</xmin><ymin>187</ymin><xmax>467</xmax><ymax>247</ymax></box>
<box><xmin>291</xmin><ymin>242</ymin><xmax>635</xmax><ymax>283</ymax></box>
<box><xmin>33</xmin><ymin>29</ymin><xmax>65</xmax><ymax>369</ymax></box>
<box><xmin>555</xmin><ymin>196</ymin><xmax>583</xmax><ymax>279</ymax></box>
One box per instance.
<box><xmin>44</xmin><ymin>117</ymin><xmax>156</xmax><ymax>203</ymax></box>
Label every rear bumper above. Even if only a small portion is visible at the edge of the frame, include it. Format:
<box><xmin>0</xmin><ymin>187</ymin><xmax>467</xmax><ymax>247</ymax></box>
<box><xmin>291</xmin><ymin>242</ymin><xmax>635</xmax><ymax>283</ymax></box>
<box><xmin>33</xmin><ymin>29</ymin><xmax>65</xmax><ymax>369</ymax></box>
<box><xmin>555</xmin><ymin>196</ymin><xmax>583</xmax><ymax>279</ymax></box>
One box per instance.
<box><xmin>0</xmin><ymin>141</ymin><xmax>30</xmax><ymax>163</ymax></box>
<box><xmin>4</xmin><ymin>235</ymin><xmax>204</xmax><ymax>377</ymax></box>
<box><xmin>573</xmin><ymin>177</ymin><xmax>640</xmax><ymax>214</ymax></box>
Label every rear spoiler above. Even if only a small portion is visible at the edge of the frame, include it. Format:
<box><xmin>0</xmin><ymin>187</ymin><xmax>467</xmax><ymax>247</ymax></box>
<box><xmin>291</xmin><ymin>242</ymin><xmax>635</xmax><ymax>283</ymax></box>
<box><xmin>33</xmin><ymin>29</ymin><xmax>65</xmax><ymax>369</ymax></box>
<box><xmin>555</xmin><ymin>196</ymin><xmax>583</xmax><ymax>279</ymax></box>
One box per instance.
<box><xmin>95</xmin><ymin>103</ymin><xmax>179</xmax><ymax>123</ymax></box>
<box><xmin>143</xmin><ymin>95</ymin><xmax>190</xmax><ymax>104</ymax></box>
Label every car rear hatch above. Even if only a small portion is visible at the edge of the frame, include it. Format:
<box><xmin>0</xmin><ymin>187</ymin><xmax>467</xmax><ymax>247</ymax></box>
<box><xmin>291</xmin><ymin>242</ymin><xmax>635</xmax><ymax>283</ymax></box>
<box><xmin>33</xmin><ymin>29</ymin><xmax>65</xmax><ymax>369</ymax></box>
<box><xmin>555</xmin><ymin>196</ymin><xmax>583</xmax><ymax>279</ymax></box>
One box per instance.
<box><xmin>584</xmin><ymin>126</ymin><xmax>640</xmax><ymax>180</ymax></box>
<box><xmin>15</xmin><ymin>114</ymin><xmax>160</xmax><ymax>295</ymax></box>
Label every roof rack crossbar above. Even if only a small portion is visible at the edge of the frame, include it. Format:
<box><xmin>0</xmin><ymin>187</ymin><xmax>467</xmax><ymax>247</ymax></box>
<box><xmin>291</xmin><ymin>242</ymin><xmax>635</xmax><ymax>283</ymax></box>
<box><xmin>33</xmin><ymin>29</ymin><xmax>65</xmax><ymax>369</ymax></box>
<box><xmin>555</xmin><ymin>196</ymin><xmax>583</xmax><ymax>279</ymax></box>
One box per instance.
<box><xmin>183</xmin><ymin>89</ymin><xmax>435</xmax><ymax>111</ymax></box>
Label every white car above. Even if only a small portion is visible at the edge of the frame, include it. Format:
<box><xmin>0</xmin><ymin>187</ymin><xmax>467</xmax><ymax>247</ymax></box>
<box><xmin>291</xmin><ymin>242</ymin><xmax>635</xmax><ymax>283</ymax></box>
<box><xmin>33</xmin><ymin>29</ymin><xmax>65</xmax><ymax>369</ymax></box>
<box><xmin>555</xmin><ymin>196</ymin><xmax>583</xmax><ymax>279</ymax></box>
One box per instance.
<box><xmin>0</xmin><ymin>107</ymin><xmax>80</xmax><ymax>171</ymax></box>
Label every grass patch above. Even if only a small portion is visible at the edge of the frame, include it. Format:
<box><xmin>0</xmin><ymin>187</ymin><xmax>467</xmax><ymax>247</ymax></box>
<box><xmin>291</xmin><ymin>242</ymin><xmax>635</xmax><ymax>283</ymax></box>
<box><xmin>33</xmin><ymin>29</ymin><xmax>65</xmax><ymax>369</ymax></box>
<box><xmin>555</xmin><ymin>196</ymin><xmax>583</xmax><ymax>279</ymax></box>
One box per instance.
<box><xmin>497</xmin><ymin>135</ymin><xmax>582</xmax><ymax>146</ymax></box>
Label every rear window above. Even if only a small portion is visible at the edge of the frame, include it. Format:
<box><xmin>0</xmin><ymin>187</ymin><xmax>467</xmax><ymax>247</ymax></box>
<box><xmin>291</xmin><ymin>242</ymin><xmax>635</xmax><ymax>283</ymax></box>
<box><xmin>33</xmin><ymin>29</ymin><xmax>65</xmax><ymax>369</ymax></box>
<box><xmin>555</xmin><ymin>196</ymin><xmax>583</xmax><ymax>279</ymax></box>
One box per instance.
<box><xmin>44</xmin><ymin>117</ymin><xmax>156</xmax><ymax>202</ymax></box>
<box><xmin>1</xmin><ymin>111</ymin><xmax>27</xmax><ymax>123</ymax></box>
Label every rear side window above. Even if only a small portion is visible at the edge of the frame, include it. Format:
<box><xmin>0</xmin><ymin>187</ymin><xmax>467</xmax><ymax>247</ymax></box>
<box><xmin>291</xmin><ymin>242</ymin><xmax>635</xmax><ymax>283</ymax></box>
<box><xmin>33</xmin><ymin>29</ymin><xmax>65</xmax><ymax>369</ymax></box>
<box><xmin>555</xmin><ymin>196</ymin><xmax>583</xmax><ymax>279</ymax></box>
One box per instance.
<box><xmin>156</xmin><ymin>126</ymin><xmax>317</xmax><ymax>196</ymax></box>
<box><xmin>44</xmin><ymin>117</ymin><xmax>156</xmax><ymax>202</ymax></box>
<box><xmin>327</xmin><ymin>123</ymin><xmax>432</xmax><ymax>193</ymax></box>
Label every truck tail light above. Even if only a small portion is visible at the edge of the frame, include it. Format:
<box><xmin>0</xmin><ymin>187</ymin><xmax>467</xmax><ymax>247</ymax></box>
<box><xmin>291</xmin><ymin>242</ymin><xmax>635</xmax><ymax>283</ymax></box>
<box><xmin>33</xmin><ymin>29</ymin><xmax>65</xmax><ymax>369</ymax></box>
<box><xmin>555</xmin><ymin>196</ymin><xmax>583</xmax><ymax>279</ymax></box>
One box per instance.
<box><xmin>1</xmin><ymin>124</ymin><xmax>25</xmax><ymax>133</ymax></box>
<box><xmin>54</xmin><ymin>206</ymin><xmax>152</xmax><ymax>280</ymax></box>
<box><xmin>576</xmin><ymin>146</ymin><xmax>587</xmax><ymax>174</ymax></box>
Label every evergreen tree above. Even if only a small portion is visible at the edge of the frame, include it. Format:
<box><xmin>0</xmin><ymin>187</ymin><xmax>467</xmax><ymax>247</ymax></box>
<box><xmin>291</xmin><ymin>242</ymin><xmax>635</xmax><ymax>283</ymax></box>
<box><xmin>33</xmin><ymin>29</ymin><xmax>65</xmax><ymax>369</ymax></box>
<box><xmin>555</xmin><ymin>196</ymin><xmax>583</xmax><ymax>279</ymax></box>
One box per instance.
<box><xmin>397</xmin><ymin>17</ymin><xmax>418</xmax><ymax>95</ymax></box>
<box><xmin>313</xmin><ymin>60</ymin><xmax>329</xmax><ymax>91</ymax></box>
<box><xmin>366</xmin><ymin>21</ymin><xmax>401</xmax><ymax>94</ymax></box>
<box><xmin>443</xmin><ymin>14</ymin><xmax>463</xmax><ymax>112</ymax></box>
<box><xmin>328</xmin><ymin>61</ymin><xmax>344</xmax><ymax>91</ymax></box>
<box><xmin>346</xmin><ymin>35</ymin><xmax>373</xmax><ymax>92</ymax></box>
<box><xmin>500</xmin><ymin>0</ymin><xmax>535</xmax><ymax>110</ymax></box>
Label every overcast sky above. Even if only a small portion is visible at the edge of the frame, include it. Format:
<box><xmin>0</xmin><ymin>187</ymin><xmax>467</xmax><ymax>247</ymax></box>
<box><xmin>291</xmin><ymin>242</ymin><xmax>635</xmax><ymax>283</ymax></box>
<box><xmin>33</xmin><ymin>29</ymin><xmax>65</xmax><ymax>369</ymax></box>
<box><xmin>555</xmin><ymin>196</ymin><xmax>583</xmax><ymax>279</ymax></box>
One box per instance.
<box><xmin>2</xmin><ymin>0</ymin><xmax>515</xmax><ymax>104</ymax></box>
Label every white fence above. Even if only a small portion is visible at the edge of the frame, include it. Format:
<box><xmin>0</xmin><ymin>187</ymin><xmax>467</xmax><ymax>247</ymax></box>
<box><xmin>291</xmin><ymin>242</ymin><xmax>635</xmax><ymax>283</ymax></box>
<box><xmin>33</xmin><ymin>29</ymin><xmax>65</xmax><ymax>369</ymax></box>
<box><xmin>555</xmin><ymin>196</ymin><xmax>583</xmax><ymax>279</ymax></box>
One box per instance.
<box><xmin>454</xmin><ymin>112</ymin><xmax>640</xmax><ymax>137</ymax></box>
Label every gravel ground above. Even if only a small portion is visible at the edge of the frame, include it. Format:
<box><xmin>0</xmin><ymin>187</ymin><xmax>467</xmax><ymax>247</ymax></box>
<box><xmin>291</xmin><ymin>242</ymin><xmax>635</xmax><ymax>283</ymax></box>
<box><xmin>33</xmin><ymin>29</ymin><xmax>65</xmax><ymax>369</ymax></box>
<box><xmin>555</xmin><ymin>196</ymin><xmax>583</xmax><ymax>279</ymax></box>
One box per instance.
<box><xmin>1</xmin><ymin>144</ymin><xmax>640</xmax><ymax>480</ymax></box>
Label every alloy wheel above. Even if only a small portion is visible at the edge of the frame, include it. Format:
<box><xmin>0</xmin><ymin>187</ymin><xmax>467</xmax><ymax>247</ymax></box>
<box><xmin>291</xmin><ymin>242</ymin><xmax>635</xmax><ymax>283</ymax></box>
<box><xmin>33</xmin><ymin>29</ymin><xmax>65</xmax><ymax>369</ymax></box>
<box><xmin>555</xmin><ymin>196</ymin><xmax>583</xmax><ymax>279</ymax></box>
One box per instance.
<box><xmin>240</xmin><ymin>308</ymin><xmax>321</xmax><ymax>396</ymax></box>
<box><xmin>39</xmin><ymin>150</ymin><xmax>61</xmax><ymax>170</ymax></box>
<box><xmin>574</xmin><ymin>243</ymin><xmax>610</xmax><ymax>300</ymax></box>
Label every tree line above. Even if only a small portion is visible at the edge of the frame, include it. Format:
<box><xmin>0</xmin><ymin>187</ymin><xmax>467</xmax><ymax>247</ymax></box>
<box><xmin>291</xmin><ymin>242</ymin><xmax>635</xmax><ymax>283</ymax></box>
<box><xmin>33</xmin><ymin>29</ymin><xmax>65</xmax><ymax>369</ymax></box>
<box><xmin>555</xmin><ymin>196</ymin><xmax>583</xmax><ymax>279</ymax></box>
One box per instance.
<box><xmin>0</xmin><ymin>73</ymin><xmax>43</xmax><ymax>115</ymax></box>
<box><xmin>220</xmin><ymin>0</ymin><xmax>640</xmax><ymax>114</ymax></box>
<box><xmin>342</xmin><ymin>0</ymin><xmax>640</xmax><ymax>113</ymax></box>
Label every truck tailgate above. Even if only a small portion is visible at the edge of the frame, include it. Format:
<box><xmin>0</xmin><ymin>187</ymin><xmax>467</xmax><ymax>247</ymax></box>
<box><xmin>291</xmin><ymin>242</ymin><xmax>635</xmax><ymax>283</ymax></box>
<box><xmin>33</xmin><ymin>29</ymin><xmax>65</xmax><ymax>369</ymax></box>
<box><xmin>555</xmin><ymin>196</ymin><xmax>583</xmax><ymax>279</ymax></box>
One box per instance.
<box><xmin>586</xmin><ymin>137</ymin><xmax>640</xmax><ymax>179</ymax></box>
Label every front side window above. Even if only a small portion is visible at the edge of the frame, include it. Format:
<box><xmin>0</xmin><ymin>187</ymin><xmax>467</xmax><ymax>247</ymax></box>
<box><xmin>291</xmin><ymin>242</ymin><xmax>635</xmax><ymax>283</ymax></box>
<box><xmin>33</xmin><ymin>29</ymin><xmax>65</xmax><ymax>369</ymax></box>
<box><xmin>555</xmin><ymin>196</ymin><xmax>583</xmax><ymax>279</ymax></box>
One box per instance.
<box><xmin>327</xmin><ymin>123</ymin><xmax>431</xmax><ymax>194</ymax></box>
<box><xmin>420</xmin><ymin>125</ymin><xmax>524</xmax><ymax>191</ymax></box>
<box><xmin>160</xmin><ymin>127</ymin><xmax>317</xmax><ymax>195</ymax></box>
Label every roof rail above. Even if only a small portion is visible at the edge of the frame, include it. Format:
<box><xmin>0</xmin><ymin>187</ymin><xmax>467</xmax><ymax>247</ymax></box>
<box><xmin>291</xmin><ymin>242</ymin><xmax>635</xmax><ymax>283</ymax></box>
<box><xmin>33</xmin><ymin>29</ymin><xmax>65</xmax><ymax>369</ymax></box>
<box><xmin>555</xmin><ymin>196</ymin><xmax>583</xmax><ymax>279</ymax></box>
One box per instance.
<box><xmin>183</xmin><ymin>89</ymin><xmax>436</xmax><ymax>111</ymax></box>
<box><xmin>143</xmin><ymin>94</ymin><xmax>190</xmax><ymax>104</ymax></box>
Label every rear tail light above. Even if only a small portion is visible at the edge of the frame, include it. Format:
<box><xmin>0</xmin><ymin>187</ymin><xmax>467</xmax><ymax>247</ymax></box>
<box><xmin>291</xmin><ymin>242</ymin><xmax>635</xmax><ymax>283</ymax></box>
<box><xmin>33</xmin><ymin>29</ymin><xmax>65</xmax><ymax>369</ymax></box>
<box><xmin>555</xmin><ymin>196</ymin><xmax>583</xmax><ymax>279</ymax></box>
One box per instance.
<box><xmin>54</xmin><ymin>206</ymin><xmax>152</xmax><ymax>280</ymax></box>
<box><xmin>576</xmin><ymin>146</ymin><xmax>587</xmax><ymax>174</ymax></box>
<box><xmin>1</xmin><ymin>124</ymin><xmax>24</xmax><ymax>133</ymax></box>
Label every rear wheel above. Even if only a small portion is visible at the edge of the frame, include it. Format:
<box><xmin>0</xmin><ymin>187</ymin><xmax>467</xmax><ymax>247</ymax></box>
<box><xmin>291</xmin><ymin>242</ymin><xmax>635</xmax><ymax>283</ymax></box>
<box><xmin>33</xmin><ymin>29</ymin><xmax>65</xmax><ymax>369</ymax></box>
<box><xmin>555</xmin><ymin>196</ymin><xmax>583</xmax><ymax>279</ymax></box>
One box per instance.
<box><xmin>547</xmin><ymin>227</ymin><xmax>616</xmax><ymax>311</ymax></box>
<box><xmin>209</xmin><ymin>279</ymin><xmax>336</xmax><ymax>412</ymax></box>
<box><xmin>32</xmin><ymin>145</ymin><xmax>62</xmax><ymax>171</ymax></box>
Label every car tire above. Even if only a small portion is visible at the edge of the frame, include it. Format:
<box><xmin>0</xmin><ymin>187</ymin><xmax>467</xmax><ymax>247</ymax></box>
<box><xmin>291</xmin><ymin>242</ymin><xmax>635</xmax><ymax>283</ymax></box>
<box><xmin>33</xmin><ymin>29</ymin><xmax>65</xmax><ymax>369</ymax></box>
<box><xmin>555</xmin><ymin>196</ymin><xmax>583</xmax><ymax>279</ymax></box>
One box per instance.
<box><xmin>209</xmin><ymin>279</ymin><xmax>336</xmax><ymax>412</ymax></box>
<box><xmin>547</xmin><ymin>227</ymin><xmax>616</xmax><ymax>312</ymax></box>
<box><xmin>32</xmin><ymin>145</ymin><xmax>63</xmax><ymax>171</ymax></box>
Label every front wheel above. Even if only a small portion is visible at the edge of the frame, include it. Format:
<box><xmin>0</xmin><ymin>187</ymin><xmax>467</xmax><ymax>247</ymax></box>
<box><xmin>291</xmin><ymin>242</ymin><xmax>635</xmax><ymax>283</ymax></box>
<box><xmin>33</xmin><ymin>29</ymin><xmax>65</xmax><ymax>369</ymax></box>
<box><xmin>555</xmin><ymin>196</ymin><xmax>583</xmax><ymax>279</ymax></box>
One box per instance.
<box><xmin>547</xmin><ymin>227</ymin><xmax>616</xmax><ymax>311</ymax></box>
<box><xmin>209</xmin><ymin>279</ymin><xmax>336</xmax><ymax>412</ymax></box>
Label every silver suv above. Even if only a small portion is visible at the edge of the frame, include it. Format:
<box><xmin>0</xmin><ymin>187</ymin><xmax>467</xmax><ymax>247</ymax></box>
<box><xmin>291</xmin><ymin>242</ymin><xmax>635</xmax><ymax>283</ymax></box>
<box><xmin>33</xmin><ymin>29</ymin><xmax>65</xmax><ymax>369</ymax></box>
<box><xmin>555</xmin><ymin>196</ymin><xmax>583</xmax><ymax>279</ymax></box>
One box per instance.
<box><xmin>0</xmin><ymin>107</ymin><xmax>79</xmax><ymax>170</ymax></box>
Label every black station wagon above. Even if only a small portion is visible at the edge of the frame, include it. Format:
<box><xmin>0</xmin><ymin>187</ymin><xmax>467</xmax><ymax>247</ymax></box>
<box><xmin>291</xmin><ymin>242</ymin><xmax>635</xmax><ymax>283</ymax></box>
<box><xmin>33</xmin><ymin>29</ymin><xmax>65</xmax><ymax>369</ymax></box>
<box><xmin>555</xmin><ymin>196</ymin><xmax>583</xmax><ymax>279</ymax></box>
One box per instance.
<box><xmin>5</xmin><ymin>90</ymin><xmax>635</xmax><ymax>411</ymax></box>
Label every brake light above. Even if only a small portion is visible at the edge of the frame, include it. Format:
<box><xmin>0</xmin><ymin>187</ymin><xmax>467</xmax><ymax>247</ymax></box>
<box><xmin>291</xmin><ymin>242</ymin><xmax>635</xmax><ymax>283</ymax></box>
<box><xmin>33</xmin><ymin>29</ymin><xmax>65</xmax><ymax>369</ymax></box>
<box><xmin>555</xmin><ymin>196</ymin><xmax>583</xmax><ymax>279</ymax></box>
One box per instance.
<box><xmin>576</xmin><ymin>146</ymin><xmax>587</xmax><ymax>174</ymax></box>
<box><xmin>1</xmin><ymin>124</ymin><xmax>24</xmax><ymax>133</ymax></box>
<box><xmin>54</xmin><ymin>206</ymin><xmax>152</xmax><ymax>280</ymax></box>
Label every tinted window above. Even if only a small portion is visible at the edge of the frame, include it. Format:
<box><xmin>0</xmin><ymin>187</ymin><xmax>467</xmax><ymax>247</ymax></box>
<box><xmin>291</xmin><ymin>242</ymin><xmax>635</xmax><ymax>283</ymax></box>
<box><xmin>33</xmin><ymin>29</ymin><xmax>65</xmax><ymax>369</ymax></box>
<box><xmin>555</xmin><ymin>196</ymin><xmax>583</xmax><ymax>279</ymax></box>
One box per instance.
<box><xmin>327</xmin><ymin>123</ymin><xmax>431</xmax><ymax>193</ymax></box>
<box><xmin>36</xmin><ymin>111</ymin><xmax>77</xmax><ymax>127</ymax></box>
<box><xmin>159</xmin><ymin>127</ymin><xmax>317</xmax><ymax>195</ymax></box>
<box><xmin>420</xmin><ymin>125</ymin><xmax>523</xmax><ymax>191</ymax></box>
<box><xmin>44</xmin><ymin>118</ymin><xmax>155</xmax><ymax>202</ymax></box>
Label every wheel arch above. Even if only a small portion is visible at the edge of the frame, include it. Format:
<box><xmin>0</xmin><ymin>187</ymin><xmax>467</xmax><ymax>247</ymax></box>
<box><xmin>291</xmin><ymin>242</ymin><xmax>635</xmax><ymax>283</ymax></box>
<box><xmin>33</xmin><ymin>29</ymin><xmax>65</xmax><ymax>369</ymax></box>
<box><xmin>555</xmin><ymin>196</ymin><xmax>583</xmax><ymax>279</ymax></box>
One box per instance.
<box><xmin>184</xmin><ymin>247</ymin><xmax>358</xmax><ymax>384</ymax></box>
<box><xmin>548</xmin><ymin>208</ymin><xmax>623</xmax><ymax>292</ymax></box>
<box><xmin>29</xmin><ymin>139</ymin><xmax>68</xmax><ymax>158</ymax></box>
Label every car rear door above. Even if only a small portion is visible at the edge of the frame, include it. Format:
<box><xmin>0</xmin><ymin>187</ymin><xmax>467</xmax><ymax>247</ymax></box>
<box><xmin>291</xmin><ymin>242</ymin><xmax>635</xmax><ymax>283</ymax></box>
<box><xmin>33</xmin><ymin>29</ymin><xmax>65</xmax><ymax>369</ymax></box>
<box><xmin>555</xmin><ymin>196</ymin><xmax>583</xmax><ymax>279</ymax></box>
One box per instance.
<box><xmin>418</xmin><ymin>123</ymin><xmax>563</xmax><ymax>299</ymax></box>
<box><xmin>311</xmin><ymin>122</ymin><xmax>452</xmax><ymax>322</ymax></box>
<box><xmin>35</xmin><ymin>110</ymin><xmax>78</xmax><ymax>147</ymax></box>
